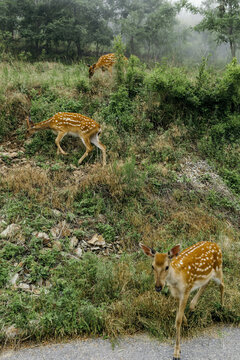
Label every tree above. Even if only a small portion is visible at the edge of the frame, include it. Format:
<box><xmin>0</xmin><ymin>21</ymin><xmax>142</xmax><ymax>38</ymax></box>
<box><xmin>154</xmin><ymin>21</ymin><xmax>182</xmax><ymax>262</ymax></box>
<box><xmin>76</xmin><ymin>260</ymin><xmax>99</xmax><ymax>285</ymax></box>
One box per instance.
<box><xmin>194</xmin><ymin>0</ymin><xmax>240</xmax><ymax>58</ymax></box>
<box><xmin>109</xmin><ymin>0</ymin><xmax>179</xmax><ymax>59</ymax></box>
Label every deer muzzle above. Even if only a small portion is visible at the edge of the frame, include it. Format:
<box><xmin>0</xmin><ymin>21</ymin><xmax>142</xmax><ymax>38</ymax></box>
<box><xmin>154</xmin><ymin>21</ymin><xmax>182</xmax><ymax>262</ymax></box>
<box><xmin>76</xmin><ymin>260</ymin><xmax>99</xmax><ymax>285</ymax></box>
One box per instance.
<box><xmin>155</xmin><ymin>285</ymin><xmax>162</xmax><ymax>292</ymax></box>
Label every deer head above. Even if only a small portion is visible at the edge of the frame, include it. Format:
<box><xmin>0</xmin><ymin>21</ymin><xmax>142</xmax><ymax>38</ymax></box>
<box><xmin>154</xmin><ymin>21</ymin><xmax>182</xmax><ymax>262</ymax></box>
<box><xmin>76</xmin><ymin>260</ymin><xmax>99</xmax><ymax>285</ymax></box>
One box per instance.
<box><xmin>87</xmin><ymin>63</ymin><xmax>96</xmax><ymax>78</ymax></box>
<box><xmin>140</xmin><ymin>243</ymin><xmax>181</xmax><ymax>292</ymax></box>
<box><xmin>26</xmin><ymin>115</ymin><xmax>36</xmax><ymax>136</ymax></box>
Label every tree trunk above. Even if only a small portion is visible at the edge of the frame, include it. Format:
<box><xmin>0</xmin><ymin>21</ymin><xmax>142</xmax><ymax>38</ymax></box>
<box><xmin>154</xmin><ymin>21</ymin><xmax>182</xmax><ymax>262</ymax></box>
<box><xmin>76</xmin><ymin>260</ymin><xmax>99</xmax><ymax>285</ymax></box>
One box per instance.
<box><xmin>130</xmin><ymin>36</ymin><xmax>134</xmax><ymax>54</ymax></box>
<box><xmin>230</xmin><ymin>39</ymin><xmax>236</xmax><ymax>58</ymax></box>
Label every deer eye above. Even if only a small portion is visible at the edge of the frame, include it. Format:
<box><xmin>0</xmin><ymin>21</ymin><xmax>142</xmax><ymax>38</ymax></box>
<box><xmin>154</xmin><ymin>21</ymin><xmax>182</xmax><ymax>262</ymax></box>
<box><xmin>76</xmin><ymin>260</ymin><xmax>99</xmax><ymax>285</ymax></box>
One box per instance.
<box><xmin>165</xmin><ymin>266</ymin><xmax>169</xmax><ymax>271</ymax></box>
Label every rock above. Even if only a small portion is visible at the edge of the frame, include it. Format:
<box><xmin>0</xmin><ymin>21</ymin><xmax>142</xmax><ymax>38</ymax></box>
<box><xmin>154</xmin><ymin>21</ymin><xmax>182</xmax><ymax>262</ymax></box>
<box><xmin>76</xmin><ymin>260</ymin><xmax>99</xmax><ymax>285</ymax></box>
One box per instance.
<box><xmin>0</xmin><ymin>152</ymin><xmax>21</xmax><ymax>159</ymax></box>
<box><xmin>50</xmin><ymin>227</ymin><xmax>59</xmax><ymax>239</ymax></box>
<box><xmin>88</xmin><ymin>234</ymin><xmax>106</xmax><ymax>247</ymax></box>
<box><xmin>90</xmin><ymin>246</ymin><xmax>101</xmax><ymax>251</ymax></box>
<box><xmin>50</xmin><ymin>220</ymin><xmax>71</xmax><ymax>239</ymax></box>
<box><xmin>18</xmin><ymin>283</ymin><xmax>30</xmax><ymax>290</ymax></box>
<box><xmin>9</xmin><ymin>273</ymin><xmax>19</xmax><ymax>286</ymax></box>
<box><xmin>52</xmin><ymin>209</ymin><xmax>62</xmax><ymax>217</ymax></box>
<box><xmin>75</xmin><ymin>247</ymin><xmax>83</xmax><ymax>257</ymax></box>
<box><xmin>33</xmin><ymin>231</ymin><xmax>51</xmax><ymax>245</ymax></box>
<box><xmin>80</xmin><ymin>240</ymin><xmax>89</xmax><ymax>248</ymax></box>
<box><xmin>52</xmin><ymin>240</ymin><xmax>62</xmax><ymax>251</ymax></box>
<box><xmin>69</xmin><ymin>236</ymin><xmax>79</xmax><ymax>249</ymax></box>
<box><xmin>32</xmin><ymin>288</ymin><xmax>41</xmax><ymax>295</ymax></box>
<box><xmin>33</xmin><ymin>232</ymin><xmax>50</xmax><ymax>241</ymax></box>
<box><xmin>45</xmin><ymin>280</ymin><xmax>52</xmax><ymax>288</ymax></box>
<box><xmin>5</xmin><ymin>325</ymin><xmax>20</xmax><ymax>339</ymax></box>
<box><xmin>0</xmin><ymin>224</ymin><xmax>21</xmax><ymax>239</ymax></box>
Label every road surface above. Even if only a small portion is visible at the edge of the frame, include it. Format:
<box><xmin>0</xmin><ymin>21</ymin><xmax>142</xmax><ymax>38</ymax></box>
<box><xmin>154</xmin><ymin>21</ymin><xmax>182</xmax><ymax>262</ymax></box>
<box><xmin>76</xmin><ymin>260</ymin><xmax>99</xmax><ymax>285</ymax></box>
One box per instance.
<box><xmin>0</xmin><ymin>327</ymin><xmax>239</xmax><ymax>360</ymax></box>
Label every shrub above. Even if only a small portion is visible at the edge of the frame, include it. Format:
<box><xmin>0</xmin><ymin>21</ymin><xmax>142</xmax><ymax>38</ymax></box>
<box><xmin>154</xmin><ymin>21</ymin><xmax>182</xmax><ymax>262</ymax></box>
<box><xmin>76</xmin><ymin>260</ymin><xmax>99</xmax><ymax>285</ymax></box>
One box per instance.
<box><xmin>125</xmin><ymin>55</ymin><xmax>145</xmax><ymax>98</ymax></box>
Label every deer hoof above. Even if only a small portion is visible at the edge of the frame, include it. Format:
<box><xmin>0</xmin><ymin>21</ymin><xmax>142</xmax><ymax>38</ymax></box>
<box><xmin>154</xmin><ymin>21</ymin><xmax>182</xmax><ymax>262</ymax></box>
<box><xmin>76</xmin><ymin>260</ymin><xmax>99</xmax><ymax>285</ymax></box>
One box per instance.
<box><xmin>173</xmin><ymin>357</ymin><xmax>180</xmax><ymax>360</ymax></box>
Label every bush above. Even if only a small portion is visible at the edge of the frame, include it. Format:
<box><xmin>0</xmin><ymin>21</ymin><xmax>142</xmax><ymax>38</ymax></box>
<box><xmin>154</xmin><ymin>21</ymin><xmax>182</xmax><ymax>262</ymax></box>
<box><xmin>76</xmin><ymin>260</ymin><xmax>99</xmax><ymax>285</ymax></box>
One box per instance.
<box><xmin>125</xmin><ymin>55</ymin><xmax>145</xmax><ymax>98</ymax></box>
<box><xmin>101</xmin><ymin>85</ymin><xmax>136</xmax><ymax>131</ymax></box>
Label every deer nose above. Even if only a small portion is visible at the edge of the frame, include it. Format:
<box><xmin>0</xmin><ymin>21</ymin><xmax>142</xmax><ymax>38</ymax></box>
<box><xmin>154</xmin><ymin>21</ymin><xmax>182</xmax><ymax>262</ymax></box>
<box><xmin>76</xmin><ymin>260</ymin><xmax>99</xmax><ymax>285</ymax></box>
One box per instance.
<box><xmin>155</xmin><ymin>285</ymin><xmax>162</xmax><ymax>292</ymax></box>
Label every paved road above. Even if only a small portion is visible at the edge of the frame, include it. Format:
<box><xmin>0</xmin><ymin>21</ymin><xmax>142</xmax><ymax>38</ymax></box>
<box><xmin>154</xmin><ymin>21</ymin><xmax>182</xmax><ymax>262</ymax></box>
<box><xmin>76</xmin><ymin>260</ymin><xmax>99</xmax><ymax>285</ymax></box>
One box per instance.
<box><xmin>0</xmin><ymin>327</ymin><xmax>239</xmax><ymax>360</ymax></box>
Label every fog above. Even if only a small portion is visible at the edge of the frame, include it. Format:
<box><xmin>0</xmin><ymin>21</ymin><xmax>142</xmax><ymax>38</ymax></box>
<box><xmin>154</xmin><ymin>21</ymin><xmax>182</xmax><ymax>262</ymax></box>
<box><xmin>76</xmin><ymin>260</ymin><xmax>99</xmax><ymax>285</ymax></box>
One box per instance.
<box><xmin>176</xmin><ymin>0</ymin><xmax>203</xmax><ymax>25</ymax></box>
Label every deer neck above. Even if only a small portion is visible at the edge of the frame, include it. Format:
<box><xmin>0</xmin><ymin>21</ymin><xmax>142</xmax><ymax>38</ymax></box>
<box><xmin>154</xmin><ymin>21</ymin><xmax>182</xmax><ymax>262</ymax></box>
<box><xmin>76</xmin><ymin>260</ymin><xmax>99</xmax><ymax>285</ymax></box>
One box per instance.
<box><xmin>166</xmin><ymin>264</ymin><xmax>185</xmax><ymax>299</ymax></box>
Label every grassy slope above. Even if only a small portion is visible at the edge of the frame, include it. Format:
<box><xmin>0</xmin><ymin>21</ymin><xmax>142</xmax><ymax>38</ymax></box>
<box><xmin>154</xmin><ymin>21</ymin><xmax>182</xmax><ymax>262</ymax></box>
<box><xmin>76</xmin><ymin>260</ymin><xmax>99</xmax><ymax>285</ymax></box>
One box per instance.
<box><xmin>0</xmin><ymin>60</ymin><xmax>239</xmax><ymax>346</ymax></box>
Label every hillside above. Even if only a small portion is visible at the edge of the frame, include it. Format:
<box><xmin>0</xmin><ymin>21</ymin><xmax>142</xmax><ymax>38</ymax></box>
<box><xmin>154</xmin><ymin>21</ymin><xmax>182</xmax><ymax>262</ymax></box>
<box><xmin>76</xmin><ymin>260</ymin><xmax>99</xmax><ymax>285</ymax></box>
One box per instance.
<box><xmin>0</xmin><ymin>57</ymin><xmax>239</xmax><ymax>346</ymax></box>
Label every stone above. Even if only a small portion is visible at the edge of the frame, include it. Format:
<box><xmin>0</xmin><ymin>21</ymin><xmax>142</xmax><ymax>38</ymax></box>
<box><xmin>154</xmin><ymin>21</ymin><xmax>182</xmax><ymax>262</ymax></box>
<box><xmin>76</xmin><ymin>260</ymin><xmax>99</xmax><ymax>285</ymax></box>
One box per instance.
<box><xmin>0</xmin><ymin>224</ymin><xmax>21</xmax><ymax>239</ymax></box>
<box><xmin>33</xmin><ymin>231</ymin><xmax>51</xmax><ymax>246</ymax></box>
<box><xmin>0</xmin><ymin>152</ymin><xmax>21</xmax><ymax>159</ymax></box>
<box><xmin>5</xmin><ymin>325</ymin><xmax>20</xmax><ymax>339</ymax></box>
<box><xmin>52</xmin><ymin>240</ymin><xmax>62</xmax><ymax>251</ymax></box>
<box><xmin>18</xmin><ymin>283</ymin><xmax>30</xmax><ymax>290</ymax></box>
<box><xmin>52</xmin><ymin>209</ymin><xmax>62</xmax><ymax>217</ymax></box>
<box><xmin>69</xmin><ymin>236</ymin><xmax>79</xmax><ymax>249</ymax></box>
<box><xmin>88</xmin><ymin>234</ymin><xmax>106</xmax><ymax>247</ymax></box>
<box><xmin>9</xmin><ymin>273</ymin><xmax>19</xmax><ymax>286</ymax></box>
<box><xmin>50</xmin><ymin>220</ymin><xmax>71</xmax><ymax>239</ymax></box>
<box><xmin>33</xmin><ymin>232</ymin><xmax>50</xmax><ymax>241</ymax></box>
<box><xmin>75</xmin><ymin>247</ymin><xmax>83</xmax><ymax>257</ymax></box>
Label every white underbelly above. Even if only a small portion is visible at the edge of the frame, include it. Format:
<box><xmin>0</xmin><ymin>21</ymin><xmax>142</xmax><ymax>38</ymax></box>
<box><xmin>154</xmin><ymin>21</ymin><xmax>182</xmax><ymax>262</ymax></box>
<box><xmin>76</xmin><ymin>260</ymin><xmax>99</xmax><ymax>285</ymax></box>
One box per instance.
<box><xmin>67</xmin><ymin>131</ymin><xmax>79</xmax><ymax>137</ymax></box>
<box><xmin>191</xmin><ymin>271</ymin><xmax>214</xmax><ymax>292</ymax></box>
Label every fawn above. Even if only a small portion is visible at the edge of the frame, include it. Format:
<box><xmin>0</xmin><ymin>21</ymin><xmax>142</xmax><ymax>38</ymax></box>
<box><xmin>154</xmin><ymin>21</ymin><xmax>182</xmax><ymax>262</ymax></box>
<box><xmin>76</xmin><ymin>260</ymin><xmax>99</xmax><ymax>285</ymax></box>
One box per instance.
<box><xmin>87</xmin><ymin>53</ymin><xmax>127</xmax><ymax>78</ymax></box>
<box><xmin>26</xmin><ymin>112</ymin><xmax>106</xmax><ymax>165</ymax></box>
<box><xmin>140</xmin><ymin>241</ymin><xmax>224</xmax><ymax>360</ymax></box>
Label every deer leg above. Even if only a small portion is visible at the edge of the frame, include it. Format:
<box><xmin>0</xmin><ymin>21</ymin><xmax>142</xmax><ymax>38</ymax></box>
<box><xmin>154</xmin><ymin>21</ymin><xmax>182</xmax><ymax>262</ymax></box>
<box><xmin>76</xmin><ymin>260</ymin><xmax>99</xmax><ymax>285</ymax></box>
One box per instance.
<box><xmin>216</xmin><ymin>268</ymin><xmax>224</xmax><ymax>306</ymax></box>
<box><xmin>173</xmin><ymin>292</ymin><xmax>189</xmax><ymax>360</ymax></box>
<box><xmin>190</xmin><ymin>283</ymin><xmax>209</xmax><ymax>311</ymax></box>
<box><xmin>78</xmin><ymin>136</ymin><xmax>93</xmax><ymax>165</ymax></box>
<box><xmin>220</xmin><ymin>279</ymin><xmax>224</xmax><ymax>307</ymax></box>
<box><xmin>183</xmin><ymin>314</ymin><xmax>188</xmax><ymax>325</ymax></box>
<box><xmin>55</xmin><ymin>132</ymin><xmax>68</xmax><ymax>155</ymax></box>
<box><xmin>90</xmin><ymin>133</ymin><xmax>106</xmax><ymax>166</ymax></box>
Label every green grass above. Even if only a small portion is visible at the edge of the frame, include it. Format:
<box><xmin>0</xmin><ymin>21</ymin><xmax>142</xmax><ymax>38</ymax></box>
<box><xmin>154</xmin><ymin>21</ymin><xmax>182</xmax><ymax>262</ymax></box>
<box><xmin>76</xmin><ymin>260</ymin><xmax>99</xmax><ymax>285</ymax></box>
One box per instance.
<box><xmin>0</xmin><ymin>58</ymin><xmax>239</xmax><ymax>346</ymax></box>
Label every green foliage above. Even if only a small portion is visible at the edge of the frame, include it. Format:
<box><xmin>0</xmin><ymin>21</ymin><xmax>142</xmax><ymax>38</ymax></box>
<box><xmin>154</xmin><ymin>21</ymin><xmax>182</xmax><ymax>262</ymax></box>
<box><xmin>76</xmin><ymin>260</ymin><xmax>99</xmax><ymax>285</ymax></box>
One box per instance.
<box><xmin>113</xmin><ymin>157</ymin><xmax>146</xmax><ymax>198</ymax></box>
<box><xmin>96</xmin><ymin>223</ymin><xmax>116</xmax><ymax>243</ymax></box>
<box><xmin>0</xmin><ymin>0</ymin><xmax>113</xmax><ymax>60</ymax></box>
<box><xmin>195</xmin><ymin>0</ymin><xmax>240</xmax><ymax>58</ymax></box>
<box><xmin>125</xmin><ymin>55</ymin><xmax>145</xmax><ymax>98</ymax></box>
<box><xmin>73</xmin><ymin>191</ymin><xmax>104</xmax><ymax>217</ymax></box>
<box><xmin>209</xmin><ymin>115</ymin><xmax>240</xmax><ymax>144</ymax></box>
<box><xmin>0</xmin><ymin>259</ymin><xmax>10</xmax><ymax>287</ymax></box>
<box><xmin>0</xmin><ymin>60</ymin><xmax>240</xmax><ymax>345</ymax></box>
<box><xmin>0</xmin><ymin>243</ymin><xmax>25</xmax><ymax>261</ymax></box>
<box><xmin>76</xmin><ymin>77</ymin><xmax>90</xmax><ymax>94</ymax></box>
<box><xmin>101</xmin><ymin>85</ymin><xmax>136</xmax><ymax>132</ymax></box>
<box><xmin>113</xmin><ymin>35</ymin><xmax>127</xmax><ymax>86</ymax></box>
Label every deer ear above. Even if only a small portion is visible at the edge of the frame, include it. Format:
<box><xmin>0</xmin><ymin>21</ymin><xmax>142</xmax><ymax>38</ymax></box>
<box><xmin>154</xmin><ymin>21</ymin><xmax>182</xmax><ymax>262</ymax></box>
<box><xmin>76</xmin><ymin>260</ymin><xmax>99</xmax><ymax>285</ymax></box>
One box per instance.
<box><xmin>168</xmin><ymin>244</ymin><xmax>181</xmax><ymax>259</ymax></box>
<box><xmin>26</xmin><ymin>115</ymin><xmax>32</xmax><ymax>128</ymax></box>
<box><xmin>29</xmin><ymin>116</ymin><xmax>34</xmax><ymax>126</ymax></box>
<box><xmin>139</xmin><ymin>243</ymin><xmax>155</xmax><ymax>257</ymax></box>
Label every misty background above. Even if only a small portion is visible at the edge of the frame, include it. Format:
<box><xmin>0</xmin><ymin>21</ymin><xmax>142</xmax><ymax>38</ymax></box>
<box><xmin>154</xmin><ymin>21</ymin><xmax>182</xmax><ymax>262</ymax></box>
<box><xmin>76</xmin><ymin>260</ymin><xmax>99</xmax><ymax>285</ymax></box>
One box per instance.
<box><xmin>0</xmin><ymin>0</ymin><xmax>238</xmax><ymax>65</ymax></box>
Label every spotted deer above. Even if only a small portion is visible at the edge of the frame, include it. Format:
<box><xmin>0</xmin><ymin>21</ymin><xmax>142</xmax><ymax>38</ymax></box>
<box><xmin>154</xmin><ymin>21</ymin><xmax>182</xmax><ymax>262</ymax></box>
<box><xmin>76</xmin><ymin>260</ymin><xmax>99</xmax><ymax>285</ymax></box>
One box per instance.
<box><xmin>26</xmin><ymin>112</ymin><xmax>106</xmax><ymax>165</ymax></box>
<box><xmin>87</xmin><ymin>53</ymin><xmax>127</xmax><ymax>78</ymax></box>
<box><xmin>140</xmin><ymin>241</ymin><xmax>224</xmax><ymax>360</ymax></box>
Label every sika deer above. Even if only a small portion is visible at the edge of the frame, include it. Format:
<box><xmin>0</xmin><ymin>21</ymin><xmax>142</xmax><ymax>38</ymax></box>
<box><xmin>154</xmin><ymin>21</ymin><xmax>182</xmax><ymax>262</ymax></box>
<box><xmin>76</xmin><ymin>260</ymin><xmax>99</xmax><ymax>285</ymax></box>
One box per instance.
<box><xmin>87</xmin><ymin>53</ymin><xmax>127</xmax><ymax>78</ymax></box>
<box><xmin>26</xmin><ymin>112</ymin><xmax>106</xmax><ymax>165</ymax></box>
<box><xmin>140</xmin><ymin>241</ymin><xmax>224</xmax><ymax>360</ymax></box>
